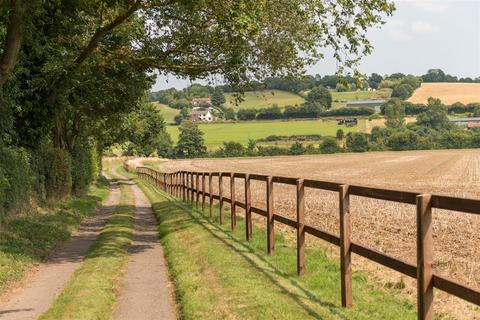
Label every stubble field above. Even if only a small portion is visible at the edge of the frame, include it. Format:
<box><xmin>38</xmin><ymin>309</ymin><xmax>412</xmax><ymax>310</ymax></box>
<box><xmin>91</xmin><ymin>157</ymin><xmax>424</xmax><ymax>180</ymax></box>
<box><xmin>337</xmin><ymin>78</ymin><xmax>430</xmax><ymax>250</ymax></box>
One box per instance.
<box><xmin>408</xmin><ymin>82</ymin><xmax>480</xmax><ymax>105</ymax></box>
<box><xmin>136</xmin><ymin>150</ymin><xmax>480</xmax><ymax>318</ymax></box>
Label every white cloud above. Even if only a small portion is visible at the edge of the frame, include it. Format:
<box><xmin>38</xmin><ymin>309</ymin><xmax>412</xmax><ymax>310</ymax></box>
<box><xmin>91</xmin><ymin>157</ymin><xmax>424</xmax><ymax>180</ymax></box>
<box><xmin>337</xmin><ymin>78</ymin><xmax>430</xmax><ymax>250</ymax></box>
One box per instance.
<box><xmin>411</xmin><ymin>20</ymin><xmax>440</xmax><ymax>34</ymax></box>
<box><xmin>384</xmin><ymin>19</ymin><xmax>413</xmax><ymax>42</ymax></box>
<box><xmin>400</xmin><ymin>0</ymin><xmax>453</xmax><ymax>13</ymax></box>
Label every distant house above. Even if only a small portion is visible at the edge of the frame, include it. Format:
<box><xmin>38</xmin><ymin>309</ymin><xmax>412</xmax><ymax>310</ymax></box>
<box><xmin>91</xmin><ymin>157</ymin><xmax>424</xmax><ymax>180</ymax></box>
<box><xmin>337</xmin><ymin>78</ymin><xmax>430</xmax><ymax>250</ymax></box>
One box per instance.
<box><xmin>450</xmin><ymin>117</ymin><xmax>480</xmax><ymax>129</ymax></box>
<box><xmin>191</xmin><ymin>97</ymin><xmax>212</xmax><ymax>107</ymax></box>
<box><xmin>345</xmin><ymin>99</ymin><xmax>386</xmax><ymax>113</ymax></box>
<box><xmin>189</xmin><ymin>107</ymin><xmax>214</xmax><ymax>122</ymax></box>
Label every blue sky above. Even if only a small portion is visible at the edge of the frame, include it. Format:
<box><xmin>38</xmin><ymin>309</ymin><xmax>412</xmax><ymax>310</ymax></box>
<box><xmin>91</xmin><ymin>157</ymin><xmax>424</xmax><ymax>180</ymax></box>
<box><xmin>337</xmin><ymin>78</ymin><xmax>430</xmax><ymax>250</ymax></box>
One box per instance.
<box><xmin>152</xmin><ymin>0</ymin><xmax>480</xmax><ymax>91</ymax></box>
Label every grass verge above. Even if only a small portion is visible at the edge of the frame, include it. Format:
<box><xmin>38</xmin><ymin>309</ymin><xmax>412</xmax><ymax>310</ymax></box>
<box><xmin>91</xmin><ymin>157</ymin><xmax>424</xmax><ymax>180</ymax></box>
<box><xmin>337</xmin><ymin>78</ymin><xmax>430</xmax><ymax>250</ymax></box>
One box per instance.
<box><xmin>39</xmin><ymin>178</ymin><xmax>135</xmax><ymax>320</ymax></box>
<box><xmin>134</xmin><ymin>171</ymin><xmax>416</xmax><ymax>320</ymax></box>
<box><xmin>0</xmin><ymin>178</ymin><xmax>110</xmax><ymax>295</ymax></box>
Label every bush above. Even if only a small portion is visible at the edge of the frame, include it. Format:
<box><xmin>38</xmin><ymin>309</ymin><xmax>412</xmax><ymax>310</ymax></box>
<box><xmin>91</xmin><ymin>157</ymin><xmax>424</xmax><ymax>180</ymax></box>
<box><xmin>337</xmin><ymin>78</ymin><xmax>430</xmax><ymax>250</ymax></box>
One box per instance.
<box><xmin>0</xmin><ymin>145</ymin><xmax>32</xmax><ymax>217</ymax></box>
<box><xmin>320</xmin><ymin>107</ymin><xmax>374</xmax><ymax>117</ymax></box>
<box><xmin>237</xmin><ymin>108</ymin><xmax>257</xmax><ymax>120</ymax></box>
<box><xmin>71</xmin><ymin>140</ymin><xmax>100</xmax><ymax>194</ymax></box>
<box><xmin>35</xmin><ymin>147</ymin><xmax>72</xmax><ymax>201</ymax></box>
<box><xmin>289</xmin><ymin>142</ymin><xmax>306</xmax><ymax>155</ymax></box>
<box><xmin>222</xmin><ymin>141</ymin><xmax>245</xmax><ymax>157</ymax></box>
<box><xmin>320</xmin><ymin>137</ymin><xmax>340</xmax><ymax>154</ymax></box>
<box><xmin>386</xmin><ymin>130</ymin><xmax>420</xmax><ymax>151</ymax></box>
<box><xmin>346</xmin><ymin>132</ymin><xmax>369</xmax><ymax>152</ymax></box>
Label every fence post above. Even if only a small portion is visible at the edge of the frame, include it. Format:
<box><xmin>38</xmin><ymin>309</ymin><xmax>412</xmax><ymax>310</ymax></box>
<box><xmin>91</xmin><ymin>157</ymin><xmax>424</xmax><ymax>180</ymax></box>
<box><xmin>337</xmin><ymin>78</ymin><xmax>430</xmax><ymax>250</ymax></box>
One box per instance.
<box><xmin>209</xmin><ymin>173</ymin><xmax>213</xmax><ymax>218</ymax></box>
<box><xmin>245</xmin><ymin>174</ymin><xmax>252</xmax><ymax>241</ymax></box>
<box><xmin>417</xmin><ymin>194</ymin><xmax>433</xmax><ymax>320</ymax></box>
<box><xmin>267</xmin><ymin>176</ymin><xmax>274</xmax><ymax>254</ymax></box>
<box><xmin>182</xmin><ymin>172</ymin><xmax>186</xmax><ymax>201</ymax></box>
<box><xmin>219</xmin><ymin>173</ymin><xmax>224</xmax><ymax>224</ymax></box>
<box><xmin>164</xmin><ymin>173</ymin><xmax>167</xmax><ymax>191</ymax></box>
<box><xmin>296</xmin><ymin>178</ymin><xmax>305</xmax><ymax>275</ymax></box>
<box><xmin>177</xmin><ymin>172</ymin><xmax>180</xmax><ymax>197</ymax></box>
<box><xmin>168</xmin><ymin>173</ymin><xmax>171</xmax><ymax>194</ymax></box>
<box><xmin>195</xmin><ymin>173</ymin><xmax>200</xmax><ymax>208</ymax></box>
<box><xmin>174</xmin><ymin>172</ymin><xmax>177</xmax><ymax>197</ymax></box>
<box><xmin>190</xmin><ymin>172</ymin><xmax>195</xmax><ymax>204</ymax></box>
<box><xmin>186</xmin><ymin>172</ymin><xmax>192</xmax><ymax>202</ymax></box>
<box><xmin>339</xmin><ymin>184</ymin><xmax>352</xmax><ymax>307</ymax></box>
<box><xmin>202</xmin><ymin>173</ymin><xmax>206</xmax><ymax>211</ymax></box>
<box><xmin>230</xmin><ymin>173</ymin><xmax>236</xmax><ymax>230</ymax></box>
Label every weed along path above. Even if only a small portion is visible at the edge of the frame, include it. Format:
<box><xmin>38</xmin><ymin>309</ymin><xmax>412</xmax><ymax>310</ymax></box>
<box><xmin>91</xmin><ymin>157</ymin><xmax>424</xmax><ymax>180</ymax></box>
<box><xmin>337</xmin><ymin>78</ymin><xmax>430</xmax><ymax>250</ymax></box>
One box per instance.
<box><xmin>112</xmin><ymin>169</ymin><xmax>177</xmax><ymax>320</ymax></box>
<box><xmin>0</xmin><ymin>178</ymin><xmax>120</xmax><ymax>320</ymax></box>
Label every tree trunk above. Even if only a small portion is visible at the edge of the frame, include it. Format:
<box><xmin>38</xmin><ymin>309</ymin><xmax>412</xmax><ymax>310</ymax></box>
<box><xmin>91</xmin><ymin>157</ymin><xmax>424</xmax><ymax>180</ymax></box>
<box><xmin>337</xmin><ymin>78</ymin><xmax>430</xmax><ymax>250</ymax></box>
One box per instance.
<box><xmin>0</xmin><ymin>0</ymin><xmax>24</xmax><ymax>86</ymax></box>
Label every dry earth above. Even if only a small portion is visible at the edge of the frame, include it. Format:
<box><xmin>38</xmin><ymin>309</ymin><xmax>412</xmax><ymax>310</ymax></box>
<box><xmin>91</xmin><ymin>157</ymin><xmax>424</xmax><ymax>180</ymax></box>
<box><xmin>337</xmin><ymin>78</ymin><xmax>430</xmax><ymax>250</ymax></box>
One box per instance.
<box><xmin>146</xmin><ymin>149</ymin><xmax>480</xmax><ymax>318</ymax></box>
<box><xmin>408</xmin><ymin>82</ymin><xmax>480</xmax><ymax>105</ymax></box>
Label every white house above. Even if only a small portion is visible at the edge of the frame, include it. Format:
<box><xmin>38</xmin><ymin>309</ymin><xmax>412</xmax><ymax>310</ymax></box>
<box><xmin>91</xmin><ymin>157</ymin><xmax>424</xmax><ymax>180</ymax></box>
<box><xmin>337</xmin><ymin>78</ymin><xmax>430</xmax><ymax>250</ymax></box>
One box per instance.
<box><xmin>189</xmin><ymin>107</ymin><xmax>214</xmax><ymax>122</ymax></box>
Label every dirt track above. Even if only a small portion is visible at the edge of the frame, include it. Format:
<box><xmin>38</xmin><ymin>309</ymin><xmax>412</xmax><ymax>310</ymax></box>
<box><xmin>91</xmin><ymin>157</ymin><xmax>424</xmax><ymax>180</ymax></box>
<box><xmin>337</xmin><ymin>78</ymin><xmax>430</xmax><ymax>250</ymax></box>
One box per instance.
<box><xmin>112</xmin><ymin>169</ymin><xmax>177</xmax><ymax>320</ymax></box>
<box><xmin>149</xmin><ymin>149</ymin><xmax>480</xmax><ymax>318</ymax></box>
<box><xmin>0</xmin><ymin>178</ymin><xmax>120</xmax><ymax>320</ymax></box>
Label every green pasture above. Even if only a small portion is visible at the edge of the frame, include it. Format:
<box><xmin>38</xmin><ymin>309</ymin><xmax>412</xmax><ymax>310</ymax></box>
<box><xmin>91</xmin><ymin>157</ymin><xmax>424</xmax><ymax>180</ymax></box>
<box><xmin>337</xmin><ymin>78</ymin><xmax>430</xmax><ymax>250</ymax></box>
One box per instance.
<box><xmin>166</xmin><ymin>120</ymin><xmax>358</xmax><ymax>148</ymax></box>
<box><xmin>224</xmin><ymin>90</ymin><xmax>305</xmax><ymax>110</ymax></box>
<box><xmin>154</xmin><ymin>102</ymin><xmax>180</xmax><ymax>124</ymax></box>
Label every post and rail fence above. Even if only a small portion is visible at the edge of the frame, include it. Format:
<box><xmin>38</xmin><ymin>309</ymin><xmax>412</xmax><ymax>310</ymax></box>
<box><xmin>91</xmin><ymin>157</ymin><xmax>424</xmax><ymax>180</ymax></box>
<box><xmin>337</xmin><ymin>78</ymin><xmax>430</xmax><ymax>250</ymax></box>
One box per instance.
<box><xmin>133</xmin><ymin>165</ymin><xmax>480</xmax><ymax>320</ymax></box>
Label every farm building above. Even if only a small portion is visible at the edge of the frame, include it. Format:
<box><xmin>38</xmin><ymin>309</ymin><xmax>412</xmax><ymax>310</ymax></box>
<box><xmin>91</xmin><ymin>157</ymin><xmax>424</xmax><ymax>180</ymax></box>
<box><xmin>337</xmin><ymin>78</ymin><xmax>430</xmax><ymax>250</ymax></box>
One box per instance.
<box><xmin>189</xmin><ymin>107</ymin><xmax>214</xmax><ymax>122</ymax></box>
<box><xmin>450</xmin><ymin>117</ymin><xmax>480</xmax><ymax>129</ymax></box>
<box><xmin>345</xmin><ymin>99</ymin><xmax>386</xmax><ymax>113</ymax></box>
<box><xmin>191</xmin><ymin>97</ymin><xmax>212</xmax><ymax>107</ymax></box>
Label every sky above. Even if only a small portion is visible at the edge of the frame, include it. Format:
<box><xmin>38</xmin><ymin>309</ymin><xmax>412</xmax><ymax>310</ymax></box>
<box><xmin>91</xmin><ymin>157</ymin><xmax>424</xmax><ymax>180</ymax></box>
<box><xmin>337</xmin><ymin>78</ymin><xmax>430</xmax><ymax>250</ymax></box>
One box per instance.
<box><xmin>152</xmin><ymin>0</ymin><xmax>480</xmax><ymax>91</ymax></box>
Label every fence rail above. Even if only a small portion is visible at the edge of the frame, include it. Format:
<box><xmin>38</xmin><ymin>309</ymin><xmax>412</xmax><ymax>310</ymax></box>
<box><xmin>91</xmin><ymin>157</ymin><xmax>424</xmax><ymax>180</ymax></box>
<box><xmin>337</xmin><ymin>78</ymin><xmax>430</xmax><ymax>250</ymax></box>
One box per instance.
<box><xmin>134</xmin><ymin>166</ymin><xmax>480</xmax><ymax>320</ymax></box>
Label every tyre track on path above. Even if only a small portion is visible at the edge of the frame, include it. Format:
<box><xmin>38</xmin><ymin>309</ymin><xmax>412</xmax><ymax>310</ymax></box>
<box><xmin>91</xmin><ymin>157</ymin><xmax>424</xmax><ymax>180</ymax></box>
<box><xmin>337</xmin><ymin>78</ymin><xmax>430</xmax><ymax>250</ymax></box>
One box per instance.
<box><xmin>112</xmin><ymin>168</ymin><xmax>177</xmax><ymax>320</ymax></box>
<box><xmin>0</xmin><ymin>176</ymin><xmax>120</xmax><ymax>320</ymax></box>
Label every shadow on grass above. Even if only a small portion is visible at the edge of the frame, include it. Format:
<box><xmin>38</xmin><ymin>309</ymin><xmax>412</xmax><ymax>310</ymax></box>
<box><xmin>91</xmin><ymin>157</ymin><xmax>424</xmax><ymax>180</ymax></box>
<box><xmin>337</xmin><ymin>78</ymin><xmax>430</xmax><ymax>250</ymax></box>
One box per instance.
<box><xmin>151</xmin><ymin>196</ymin><xmax>347</xmax><ymax>320</ymax></box>
<box><xmin>0</xmin><ymin>177</ymin><xmax>118</xmax><ymax>286</ymax></box>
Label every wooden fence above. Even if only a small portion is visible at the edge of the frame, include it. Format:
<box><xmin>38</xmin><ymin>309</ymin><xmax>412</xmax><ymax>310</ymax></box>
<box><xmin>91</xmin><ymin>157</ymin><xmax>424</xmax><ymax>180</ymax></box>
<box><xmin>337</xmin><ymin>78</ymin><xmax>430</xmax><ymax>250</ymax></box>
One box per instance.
<box><xmin>134</xmin><ymin>166</ymin><xmax>480</xmax><ymax>320</ymax></box>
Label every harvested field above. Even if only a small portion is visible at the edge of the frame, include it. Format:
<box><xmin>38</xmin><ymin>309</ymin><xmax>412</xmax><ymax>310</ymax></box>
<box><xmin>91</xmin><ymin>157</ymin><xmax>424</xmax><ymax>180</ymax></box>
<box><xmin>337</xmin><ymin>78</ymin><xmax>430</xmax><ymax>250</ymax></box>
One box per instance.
<box><xmin>141</xmin><ymin>149</ymin><xmax>480</xmax><ymax>318</ymax></box>
<box><xmin>408</xmin><ymin>82</ymin><xmax>480</xmax><ymax>105</ymax></box>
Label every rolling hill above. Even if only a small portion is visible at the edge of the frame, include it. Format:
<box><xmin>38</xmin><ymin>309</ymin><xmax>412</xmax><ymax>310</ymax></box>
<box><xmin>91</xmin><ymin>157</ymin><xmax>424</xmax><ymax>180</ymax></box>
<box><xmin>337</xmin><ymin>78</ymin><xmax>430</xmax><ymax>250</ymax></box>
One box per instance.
<box><xmin>408</xmin><ymin>83</ymin><xmax>480</xmax><ymax>105</ymax></box>
<box><xmin>224</xmin><ymin>90</ymin><xmax>305</xmax><ymax>110</ymax></box>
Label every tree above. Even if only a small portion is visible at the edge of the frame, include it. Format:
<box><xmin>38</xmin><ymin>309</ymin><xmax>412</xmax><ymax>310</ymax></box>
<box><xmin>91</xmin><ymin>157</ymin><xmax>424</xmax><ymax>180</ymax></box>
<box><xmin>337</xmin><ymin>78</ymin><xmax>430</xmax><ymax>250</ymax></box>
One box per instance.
<box><xmin>417</xmin><ymin>98</ymin><xmax>453</xmax><ymax>131</ymax></box>
<box><xmin>384</xmin><ymin>98</ymin><xmax>405</xmax><ymax>128</ymax></box>
<box><xmin>246</xmin><ymin>139</ymin><xmax>257</xmax><ymax>155</ymax></box>
<box><xmin>211</xmin><ymin>88</ymin><xmax>226</xmax><ymax>108</ymax></box>
<box><xmin>222</xmin><ymin>141</ymin><xmax>245</xmax><ymax>157</ymax></box>
<box><xmin>368</xmin><ymin>73</ymin><xmax>383</xmax><ymax>89</ymax></box>
<box><xmin>346</xmin><ymin>132</ymin><xmax>369</xmax><ymax>152</ymax></box>
<box><xmin>320</xmin><ymin>137</ymin><xmax>340</xmax><ymax>154</ymax></box>
<box><xmin>422</xmin><ymin>69</ymin><xmax>446</xmax><ymax>82</ymax></box>
<box><xmin>474</xmin><ymin>105</ymin><xmax>480</xmax><ymax>117</ymax></box>
<box><xmin>336</xmin><ymin>129</ymin><xmax>344</xmax><ymax>140</ymax></box>
<box><xmin>174</xmin><ymin>121</ymin><xmax>207</xmax><ymax>158</ymax></box>
<box><xmin>386</xmin><ymin>129</ymin><xmax>420</xmax><ymax>151</ymax></box>
<box><xmin>223</xmin><ymin>107</ymin><xmax>236</xmax><ymax>120</ymax></box>
<box><xmin>391</xmin><ymin>84</ymin><xmax>413</xmax><ymax>100</ymax></box>
<box><xmin>174</xmin><ymin>115</ymin><xmax>183</xmax><ymax>125</ymax></box>
<box><xmin>306</xmin><ymin>86</ymin><xmax>332</xmax><ymax>109</ymax></box>
<box><xmin>127</xmin><ymin>102</ymin><xmax>173</xmax><ymax>157</ymax></box>
<box><xmin>237</xmin><ymin>108</ymin><xmax>257</xmax><ymax>120</ymax></box>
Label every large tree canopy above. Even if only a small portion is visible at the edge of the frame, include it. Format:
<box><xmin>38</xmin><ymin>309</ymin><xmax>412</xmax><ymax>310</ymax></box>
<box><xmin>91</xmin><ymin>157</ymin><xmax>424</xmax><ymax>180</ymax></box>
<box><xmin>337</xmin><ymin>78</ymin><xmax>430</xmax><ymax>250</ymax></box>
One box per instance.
<box><xmin>0</xmin><ymin>0</ymin><xmax>394</xmax><ymax>150</ymax></box>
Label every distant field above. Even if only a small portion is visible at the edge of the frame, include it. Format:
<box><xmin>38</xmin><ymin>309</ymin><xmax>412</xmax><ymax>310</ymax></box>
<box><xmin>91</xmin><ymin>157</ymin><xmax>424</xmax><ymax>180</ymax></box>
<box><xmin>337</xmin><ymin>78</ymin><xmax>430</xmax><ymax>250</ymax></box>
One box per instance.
<box><xmin>331</xmin><ymin>88</ymin><xmax>392</xmax><ymax>109</ymax></box>
<box><xmin>166</xmin><ymin>120</ymin><xmax>358</xmax><ymax>148</ymax></box>
<box><xmin>224</xmin><ymin>90</ymin><xmax>305</xmax><ymax>110</ymax></box>
<box><xmin>154</xmin><ymin>102</ymin><xmax>179</xmax><ymax>124</ymax></box>
<box><xmin>408</xmin><ymin>82</ymin><xmax>480</xmax><ymax>105</ymax></box>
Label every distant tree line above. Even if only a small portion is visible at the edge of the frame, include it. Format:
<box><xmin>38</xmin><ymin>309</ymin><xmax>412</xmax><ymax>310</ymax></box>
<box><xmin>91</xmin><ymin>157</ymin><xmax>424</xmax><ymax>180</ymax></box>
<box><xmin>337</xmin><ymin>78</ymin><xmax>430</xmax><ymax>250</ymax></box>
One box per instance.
<box><xmin>380</xmin><ymin>99</ymin><xmax>480</xmax><ymax>116</ymax></box>
<box><xmin>421</xmin><ymin>69</ymin><xmax>480</xmax><ymax>83</ymax></box>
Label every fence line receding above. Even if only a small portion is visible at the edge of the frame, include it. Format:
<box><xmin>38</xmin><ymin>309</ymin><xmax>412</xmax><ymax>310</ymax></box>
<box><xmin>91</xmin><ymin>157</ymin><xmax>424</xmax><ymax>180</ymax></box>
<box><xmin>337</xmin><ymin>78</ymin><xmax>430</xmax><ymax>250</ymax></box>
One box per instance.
<box><xmin>131</xmin><ymin>165</ymin><xmax>480</xmax><ymax>320</ymax></box>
